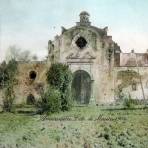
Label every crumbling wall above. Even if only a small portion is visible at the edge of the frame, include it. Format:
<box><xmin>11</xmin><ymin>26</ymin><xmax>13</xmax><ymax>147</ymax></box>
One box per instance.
<box><xmin>120</xmin><ymin>52</ymin><xmax>148</xmax><ymax>67</ymax></box>
<box><xmin>114</xmin><ymin>67</ymin><xmax>148</xmax><ymax>100</ymax></box>
<box><xmin>14</xmin><ymin>61</ymin><xmax>48</xmax><ymax>104</ymax></box>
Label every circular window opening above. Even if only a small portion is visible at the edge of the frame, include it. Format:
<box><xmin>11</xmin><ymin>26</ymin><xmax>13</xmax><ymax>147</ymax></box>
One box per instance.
<box><xmin>29</xmin><ymin>71</ymin><xmax>37</xmax><ymax>80</ymax></box>
<box><xmin>75</xmin><ymin>37</ymin><xmax>87</xmax><ymax>49</ymax></box>
<box><xmin>27</xmin><ymin>94</ymin><xmax>35</xmax><ymax>105</ymax></box>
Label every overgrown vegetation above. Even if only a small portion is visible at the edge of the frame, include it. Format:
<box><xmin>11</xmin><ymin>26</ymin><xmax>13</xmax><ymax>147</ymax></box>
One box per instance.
<box><xmin>115</xmin><ymin>92</ymin><xmax>148</xmax><ymax>109</ymax></box>
<box><xmin>117</xmin><ymin>70</ymin><xmax>140</xmax><ymax>90</ymax></box>
<box><xmin>46</xmin><ymin>63</ymin><xmax>72</xmax><ymax>111</ymax></box>
<box><xmin>36</xmin><ymin>87</ymin><xmax>61</xmax><ymax>114</ymax></box>
<box><xmin>0</xmin><ymin>60</ymin><xmax>18</xmax><ymax>88</ymax></box>
<box><xmin>122</xmin><ymin>94</ymin><xmax>136</xmax><ymax>109</ymax></box>
<box><xmin>0</xmin><ymin>106</ymin><xmax>147</xmax><ymax>147</ymax></box>
<box><xmin>2</xmin><ymin>85</ymin><xmax>15</xmax><ymax>112</ymax></box>
<box><xmin>0</xmin><ymin>59</ymin><xmax>18</xmax><ymax>112</ymax></box>
<box><xmin>36</xmin><ymin>63</ymin><xmax>72</xmax><ymax>114</ymax></box>
<box><xmin>115</xmin><ymin>70</ymin><xmax>140</xmax><ymax>106</ymax></box>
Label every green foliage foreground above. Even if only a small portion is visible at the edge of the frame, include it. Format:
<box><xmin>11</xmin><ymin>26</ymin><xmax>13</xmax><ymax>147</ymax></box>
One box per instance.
<box><xmin>36</xmin><ymin>87</ymin><xmax>61</xmax><ymax>114</ymax></box>
<box><xmin>0</xmin><ymin>107</ymin><xmax>147</xmax><ymax>148</ymax></box>
<box><xmin>46</xmin><ymin>63</ymin><xmax>73</xmax><ymax>112</ymax></box>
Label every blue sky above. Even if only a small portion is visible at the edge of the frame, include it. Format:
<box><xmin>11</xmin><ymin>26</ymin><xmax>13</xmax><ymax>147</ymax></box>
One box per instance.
<box><xmin>0</xmin><ymin>0</ymin><xmax>148</xmax><ymax>61</ymax></box>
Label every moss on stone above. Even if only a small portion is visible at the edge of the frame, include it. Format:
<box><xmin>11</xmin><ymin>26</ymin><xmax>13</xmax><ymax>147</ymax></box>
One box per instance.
<box><xmin>117</xmin><ymin>70</ymin><xmax>140</xmax><ymax>89</ymax></box>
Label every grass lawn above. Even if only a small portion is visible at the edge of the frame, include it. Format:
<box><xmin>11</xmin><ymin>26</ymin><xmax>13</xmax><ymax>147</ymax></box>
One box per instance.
<box><xmin>0</xmin><ymin>106</ymin><xmax>148</xmax><ymax>148</ymax></box>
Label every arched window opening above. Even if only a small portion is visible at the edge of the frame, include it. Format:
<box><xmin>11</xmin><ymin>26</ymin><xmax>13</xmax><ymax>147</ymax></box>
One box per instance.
<box><xmin>75</xmin><ymin>37</ymin><xmax>87</xmax><ymax>49</ymax></box>
<box><xmin>132</xmin><ymin>83</ymin><xmax>137</xmax><ymax>91</ymax></box>
<box><xmin>29</xmin><ymin>71</ymin><xmax>37</xmax><ymax>80</ymax></box>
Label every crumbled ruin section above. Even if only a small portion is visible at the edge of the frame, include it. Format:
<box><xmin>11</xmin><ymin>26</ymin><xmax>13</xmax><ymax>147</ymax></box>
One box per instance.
<box><xmin>120</xmin><ymin>50</ymin><xmax>148</xmax><ymax>67</ymax></box>
<box><xmin>14</xmin><ymin>61</ymin><xmax>47</xmax><ymax>104</ymax></box>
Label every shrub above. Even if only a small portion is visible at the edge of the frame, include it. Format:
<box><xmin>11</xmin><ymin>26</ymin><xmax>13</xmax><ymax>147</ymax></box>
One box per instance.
<box><xmin>46</xmin><ymin>63</ymin><xmax>72</xmax><ymax>111</ymax></box>
<box><xmin>0</xmin><ymin>59</ymin><xmax>18</xmax><ymax>112</ymax></box>
<box><xmin>60</xmin><ymin>88</ymin><xmax>73</xmax><ymax>111</ymax></box>
<box><xmin>2</xmin><ymin>85</ymin><xmax>15</xmax><ymax>112</ymax></box>
<box><xmin>0</xmin><ymin>61</ymin><xmax>7</xmax><ymax>89</ymax></box>
<box><xmin>123</xmin><ymin>94</ymin><xmax>135</xmax><ymax>109</ymax></box>
<box><xmin>37</xmin><ymin>87</ymin><xmax>61</xmax><ymax>113</ymax></box>
<box><xmin>46</xmin><ymin>63</ymin><xmax>72</xmax><ymax>92</ymax></box>
<box><xmin>0</xmin><ymin>59</ymin><xmax>18</xmax><ymax>89</ymax></box>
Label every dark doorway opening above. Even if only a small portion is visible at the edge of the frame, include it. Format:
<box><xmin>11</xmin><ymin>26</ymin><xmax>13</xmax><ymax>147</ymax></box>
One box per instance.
<box><xmin>27</xmin><ymin>94</ymin><xmax>35</xmax><ymax>105</ymax></box>
<box><xmin>72</xmin><ymin>70</ymin><xmax>91</xmax><ymax>104</ymax></box>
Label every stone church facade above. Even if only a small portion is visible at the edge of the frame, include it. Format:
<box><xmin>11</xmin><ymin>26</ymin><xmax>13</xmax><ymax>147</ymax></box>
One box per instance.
<box><xmin>48</xmin><ymin>11</ymin><xmax>121</xmax><ymax>104</ymax></box>
<box><xmin>1</xmin><ymin>11</ymin><xmax>148</xmax><ymax>105</ymax></box>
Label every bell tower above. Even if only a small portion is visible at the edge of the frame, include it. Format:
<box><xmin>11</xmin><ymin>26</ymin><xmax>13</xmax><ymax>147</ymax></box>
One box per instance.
<box><xmin>76</xmin><ymin>11</ymin><xmax>91</xmax><ymax>26</ymax></box>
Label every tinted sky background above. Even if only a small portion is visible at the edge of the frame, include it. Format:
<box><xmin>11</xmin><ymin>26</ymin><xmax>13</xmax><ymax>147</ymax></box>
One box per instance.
<box><xmin>0</xmin><ymin>0</ymin><xmax>148</xmax><ymax>61</ymax></box>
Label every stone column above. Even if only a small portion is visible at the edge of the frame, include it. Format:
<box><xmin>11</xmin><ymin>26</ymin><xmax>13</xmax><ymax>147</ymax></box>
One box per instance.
<box><xmin>89</xmin><ymin>79</ymin><xmax>95</xmax><ymax>105</ymax></box>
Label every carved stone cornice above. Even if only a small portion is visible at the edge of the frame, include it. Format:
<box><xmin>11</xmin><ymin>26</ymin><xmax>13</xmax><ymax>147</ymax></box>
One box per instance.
<box><xmin>66</xmin><ymin>51</ymin><xmax>95</xmax><ymax>60</ymax></box>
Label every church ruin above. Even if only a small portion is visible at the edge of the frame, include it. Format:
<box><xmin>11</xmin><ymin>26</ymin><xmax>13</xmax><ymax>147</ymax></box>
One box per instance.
<box><xmin>1</xmin><ymin>11</ymin><xmax>148</xmax><ymax>105</ymax></box>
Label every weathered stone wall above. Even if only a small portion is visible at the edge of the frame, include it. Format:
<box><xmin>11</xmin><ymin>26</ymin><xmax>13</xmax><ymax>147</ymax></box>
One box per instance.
<box><xmin>48</xmin><ymin>21</ymin><xmax>118</xmax><ymax>104</ymax></box>
<box><xmin>120</xmin><ymin>52</ymin><xmax>148</xmax><ymax>66</ymax></box>
<box><xmin>13</xmin><ymin>61</ymin><xmax>48</xmax><ymax>104</ymax></box>
<box><xmin>114</xmin><ymin>67</ymin><xmax>148</xmax><ymax>100</ymax></box>
<box><xmin>1</xmin><ymin>12</ymin><xmax>147</xmax><ymax>105</ymax></box>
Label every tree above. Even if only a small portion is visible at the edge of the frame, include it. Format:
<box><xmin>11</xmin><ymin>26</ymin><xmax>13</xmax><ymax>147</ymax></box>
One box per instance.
<box><xmin>32</xmin><ymin>55</ymin><xmax>38</xmax><ymax>61</ymax></box>
<box><xmin>18</xmin><ymin>50</ymin><xmax>30</xmax><ymax>61</ymax></box>
<box><xmin>0</xmin><ymin>61</ymin><xmax>7</xmax><ymax>89</ymax></box>
<box><xmin>46</xmin><ymin>63</ymin><xmax>72</xmax><ymax>111</ymax></box>
<box><xmin>0</xmin><ymin>59</ymin><xmax>18</xmax><ymax>88</ymax></box>
<box><xmin>3</xmin><ymin>84</ymin><xmax>15</xmax><ymax>112</ymax></box>
<box><xmin>5</xmin><ymin>45</ymin><xmax>38</xmax><ymax>62</ymax></box>
<box><xmin>5</xmin><ymin>45</ymin><xmax>20</xmax><ymax>61</ymax></box>
<box><xmin>0</xmin><ymin>59</ymin><xmax>18</xmax><ymax>112</ymax></box>
<box><xmin>37</xmin><ymin>87</ymin><xmax>61</xmax><ymax>113</ymax></box>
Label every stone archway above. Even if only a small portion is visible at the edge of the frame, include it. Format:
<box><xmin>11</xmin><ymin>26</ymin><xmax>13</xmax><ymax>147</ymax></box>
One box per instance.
<box><xmin>72</xmin><ymin>70</ymin><xmax>91</xmax><ymax>104</ymax></box>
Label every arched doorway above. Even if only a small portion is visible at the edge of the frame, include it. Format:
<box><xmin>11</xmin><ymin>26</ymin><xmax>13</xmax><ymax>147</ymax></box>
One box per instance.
<box><xmin>26</xmin><ymin>94</ymin><xmax>35</xmax><ymax>105</ymax></box>
<box><xmin>72</xmin><ymin>70</ymin><xmax>91</xmax><ymax>104</ymax></box>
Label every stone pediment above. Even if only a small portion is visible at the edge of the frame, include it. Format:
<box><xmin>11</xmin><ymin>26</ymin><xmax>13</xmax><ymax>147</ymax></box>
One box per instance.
<box><xmin>66</xmin><ymin>52</ymin><xmax>95</xmax><ymax>59</ymax></box>
<box><xmin>82</xmin><ymin>52</ymin><xmax>95</xmax><ymax>59</ymax></box>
